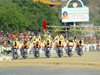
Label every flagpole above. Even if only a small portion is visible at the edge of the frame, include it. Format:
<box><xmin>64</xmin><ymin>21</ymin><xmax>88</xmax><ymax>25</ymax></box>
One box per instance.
<box><xmin>43</xmin><ymin>30</ymin><xmax>46</xmax><ymax>34</ymax></box>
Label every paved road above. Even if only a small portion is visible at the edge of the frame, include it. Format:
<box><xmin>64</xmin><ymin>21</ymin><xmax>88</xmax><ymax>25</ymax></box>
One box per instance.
<box><xmin>0</xmin><ymin>66</ymin><xmax>100</xmax><ymax>75</ymax></box>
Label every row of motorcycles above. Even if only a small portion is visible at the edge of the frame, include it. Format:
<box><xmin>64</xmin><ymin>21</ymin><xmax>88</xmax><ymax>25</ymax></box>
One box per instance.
<box><xmin>12</xmin><ymin>48</ymin><xmax>28</xmax><ymax>59</ymax></box>
<box><xmin>12</xmin><ymin>47</ymin><xmax>51</xmax><ymax>59</ymax></box>
<box><xmin>56</xmin><ymin>45</ymin><xmax>83</xmax><ymax>57</ymax></box>
<box><xmin>12</xmin><ymin>42</ymin><xmax>83</xmax><ymax>60</ymax></box>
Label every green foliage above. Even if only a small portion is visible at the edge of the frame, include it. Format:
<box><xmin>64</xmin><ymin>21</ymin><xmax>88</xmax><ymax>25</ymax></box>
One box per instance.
<box><xmin>0</xmin><ymin>0</ymin><xmax>61</xmax><ymax>32</ymax></box>
<box><xmin>0</xmin><ymin>0</ymin><xmax>28</xmax><ymax>32</ymax></box>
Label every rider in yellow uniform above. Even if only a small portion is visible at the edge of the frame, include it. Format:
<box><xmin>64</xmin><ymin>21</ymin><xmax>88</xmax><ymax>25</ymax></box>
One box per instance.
<box><xmin>60</xmin><ymin>34</ymin><xmax>64</xmax><ymax>40</ymax></box>
<box><xmin>38</xmin><ymin>35</ymin><xmax>42</xmax><ymax>45</ymax></box>
<box><xmin>12</xmin><ymin>38</ymin><xmax>19</xmax><ymax>49</ymax></box>
<box><xmin>54</xmin><ymin>35</ymin><xmax>59</xmax><ymax>46</ymax></box>
<box><xmin>27</xmin><ymin>39</ymin><xmax>31</xmax><ymax>46</ymax></box>
<box><xmin>19</xmin><ymin>39</ymin><xmax>24</xmax><ymax>48</ymax></box>
<box><xmin>12</xmin><ymin>38</ymin><xmax>20</xmax><ymax>56</ymax></box>
<box><xmin>32</xmin><ymin>36</ymin><xmax>37</xmax><ymax>44</ymax></box>
<box><xmin>67</xmin><ymin>39</ymin><xmax>74</xmax><ymax>47</ymax></box>
<box><xmin>60</xmin><ymin>34</ymin><xmax>65</xmax><ymax>45</ymax></box>
<box><xmin>44</xmin><ymin>39</ymin><xmax>52</xmax><ymax>48</ymax></box>
<box><xmin>76</xmin><ymin>39</ymin><xmax>84</xmax><ymax>53</ymax></box>
<box><xmin>54</xmin><ymin>35</ymin><xmax>59</xmax><ymax>41</ymax></box>
<box><xmin>76</xmin><ymin>40</ymin><xmax>84</xmax><ymax>47</ymax></box>
<box><xmin>56</xmin><ymin>34</ymin><xmax>65</xmax><ymax>47</ymax></box>
<box><xmin>34</xmin><ymin>39</ymin><xmax>41</xmax><ymax>49</ymax></box>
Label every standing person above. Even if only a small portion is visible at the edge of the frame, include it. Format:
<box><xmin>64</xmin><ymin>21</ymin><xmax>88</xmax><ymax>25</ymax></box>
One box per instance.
<box><xmin>97</xmin><ymin>40</ymin><xmax>100</xmax><ymax>51</ymax></box>
<box><xmin>85</xmin><ymin>42</ymin><xmax>89</xmax><ymax>52</ymax></box>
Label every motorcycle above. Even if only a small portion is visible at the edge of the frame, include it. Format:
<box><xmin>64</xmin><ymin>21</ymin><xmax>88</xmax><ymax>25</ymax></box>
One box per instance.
<box><xmin>22</xmin><ymin>48</ymin><xmax>28</xmax><ymax>59</ymax></box>
<box><xmin>34</xmin><ymin>47</ymin><xmax>40</xmax><ymax>58</ymax></box>
<box><xmin>77</xmin><ymin>45</ymin><xmax>83</xmax><ymax>56</ymax></box>
<box><xmin>67</xmin><ymin>45</ymin><xmax>73</xmax><ymax>57</ymax></box>
<box><xmin>57</xmin><ymin>46</ymin><xmax>63</xmax><ymax>57</ymax></box>
<box><xmin>12</xmin><ymin>48</ymin><xmax>18</xmax><ymax>59</ymax></box>
<box><xmin>45</xmin><ymin>47</ymin><xmax>51</xmax><ymax>58</ymax></box>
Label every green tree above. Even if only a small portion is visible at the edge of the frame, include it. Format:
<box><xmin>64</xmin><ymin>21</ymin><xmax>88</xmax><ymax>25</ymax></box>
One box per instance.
<box><xmin>13</xmin><ymin>0</ymin><xmax>61</xmax><ymax>31</ymax></box>
<box><xmin>0</xmin><ymin>0</ymin><xmax>61</xmax><ymax>32</ymax></box>
<box><xmin>0</xmin><ymin>0</ymin><xmax>28</xmax><ymax>32</ymax></box>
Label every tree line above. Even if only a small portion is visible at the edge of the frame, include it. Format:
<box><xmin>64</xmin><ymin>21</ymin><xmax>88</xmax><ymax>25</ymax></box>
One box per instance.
<box><xmin>0</xmin><ymin>0</ymin><xmax>61</xmax><ymax>32</ymax></box>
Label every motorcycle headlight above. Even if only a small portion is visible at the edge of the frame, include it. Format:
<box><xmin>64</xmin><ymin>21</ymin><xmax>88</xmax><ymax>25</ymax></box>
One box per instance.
<box><xmin>48</xmin><ymin>48</ymin><xmax>50</xmax><ymax>50</ymax></box>
<box><xmin>24</xmin><ymin>49</ymin><xmax>26</xmax><ymax>51</ymax></box>
<box><xmin>59</xmin><ymin>47</ymin><xmax>62</xmax><ymax>50</ymax></box>
<box><xmin>69</xmin><ymin>47</ymin><xmax>72</xmax><ymax>49</ymax></box>
<box><xmin>13</xmin><ymin>49</ymin><xmax>16</xmax><ymax>51</ymax></box>
<box><xmin>36</xmin><ymin>48</ymin><xmax>38</xmax><ymax>51</ymax></box>
<box><xmin>79</xmin><ymin>46</ymin><xmax>82</xmax><ymax>49</ymax></box>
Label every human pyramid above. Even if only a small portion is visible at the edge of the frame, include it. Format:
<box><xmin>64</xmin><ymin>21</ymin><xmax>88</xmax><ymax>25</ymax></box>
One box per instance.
<box><xmin>12</xmin><ymin>33</ymin><xmax>84</xmax><ymax>59</ymax></box>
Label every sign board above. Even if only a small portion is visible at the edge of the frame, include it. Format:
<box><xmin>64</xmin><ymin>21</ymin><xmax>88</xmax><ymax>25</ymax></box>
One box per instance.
<box><xmin>61</xmin><ymin>0</ymin><xmax>89</xmax><ymax>22</ymax></box>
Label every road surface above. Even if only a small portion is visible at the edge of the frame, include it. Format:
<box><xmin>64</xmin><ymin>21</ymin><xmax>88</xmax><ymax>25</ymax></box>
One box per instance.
<box><xmin>0</xmin><ymin>66</ymin><xmax>100</xmax><ymax>75</ymax></box>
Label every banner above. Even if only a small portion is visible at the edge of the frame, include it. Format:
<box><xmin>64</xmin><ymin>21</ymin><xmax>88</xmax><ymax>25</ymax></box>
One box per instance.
<box><xmin>62</xmin><ymin>7</ymin><xmax>89</xmax><ymax>22</ymax></box>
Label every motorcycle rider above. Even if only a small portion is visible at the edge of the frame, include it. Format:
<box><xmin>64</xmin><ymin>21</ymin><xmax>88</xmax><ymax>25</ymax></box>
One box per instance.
<box><xmin>44</xmin><ymin>38</ymin><xmax>52</xmax><ymax>57</ymax></box>
<box><xmin>55</xmin><ymin>34</ymin><xmax>64</xmax><ymax>57</ymax></box>
<box><xmin>56</xmin><ymin>38</ymin><xmax>64</xmax><ymax>54</ymax></box>
<box><xmin>44</xmin><ymin>39</ymin><xmax>52</xmax><ymax>50</ymax></box>
<box><xmin>60</xmin><ymin>34</ymin><xmax>64</xmax><ymax>41</ymax></box>
<box><xmin>54</xmin><ymin>35</ymin><xmax>59</xmax><ymax>41</ymax></box>
<box><xmin>76</xmin><ymin>39</ymin><xmax>84</xmax><ymax>53</ymax></box>
<box><xmin>21</xmin><ymin>40</ymin><xmax>30</xmax><ymax>56</ymax></box>
<box><xmin>66</xmin><ymin>39</ymin><xmax>74</xmax><ymax>53</ymax></box>
<box><xmin>12</xmin><ymin>38</ymin><xmax>20</xmax><ymax>56</ymax></box>
<box><xmin>34</xmin><ymin>40</ymin><xmax>41</xmax><ymax>50</ymax></box>
<box><xmin>12</xmin><ymin>38</ymin><xmax>19</xmax><ymax>48</ymax></box>
<box><xmin>56</xmin><ymin>34</ymin><xmax>64</xmax><ymax>48</ymax></box>
<box><xmin>38</xmin><ymin>35</ymin><xmax>42</xmax><ymax>45</ymax></box>
<box><xmin>32</xmin><ymin>36</ymin><xmax>37</xmax><ymax>44</ymax></box>
<box><xmin>33</xmin><ymin>39</ymin><xmax>41</xmax><ymax>57</ymax></box>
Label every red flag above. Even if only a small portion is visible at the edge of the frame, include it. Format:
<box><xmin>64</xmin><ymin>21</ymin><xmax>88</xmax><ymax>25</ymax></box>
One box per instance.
<box><xmin>42</xmin><ymin>20</ymin><xmax>47</xmax><ymax>30</ymax></box>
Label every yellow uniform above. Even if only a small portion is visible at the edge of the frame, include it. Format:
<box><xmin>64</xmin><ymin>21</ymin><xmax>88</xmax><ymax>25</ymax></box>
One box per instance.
<box><xmin>56</xmin><ymin>40</ymin><xmax>64</xmax><ymax>47</ymax></box>
<box><xmin>67</xmin><ymin>40</ymin><xmax>74</xmax><ymax>47</ymax></box>
<box><xmin>54</xmin><ymin>35</ymin><xmax>59</xmax><ymax>40</ymax></box>
<box><xmin>48</xmin><ymin>35</ymin><xmax>51</xmax><ymax>40</ymax></box>
<box><xmin>34</xmin><ymin>40</ymin><xmax>41</xmax><ymax>48</ymax></box>
<box><xmin>32</xmin><ymin>36</ymin><xmax>37</xmax><ymax>44</ymax></box>
<box><xmin>19</xmin><ymin>41</ymin><xmax>24</xmax><ymax>47</ymax></box>
<box><xmin>38</xmin><ymin>36</ymin><xmax>41</xmax><ymax>45</ymax></box>
<box><xmin>27</xmin><ymin>41</ymin><xmax>31</xmax><ymax>46</ymax></box>
<box><xmin>60</xmin><ymin>35</ymin><xmax>64</xmax><ymax>40</ymax></box>
<box><xmin>45</xmin><ymin>39</ymin><xmax>52</xmax><ymax>48</ymax></box>
<box><xmin>77</xmin><ymin>40</ymin><xmax>84</xmax><ymax>47</ymax></box>
<box><xmin>12</xmin><ymin>41</ymin><xmax>19</xmax><ymax>49</ymax></box>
